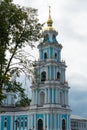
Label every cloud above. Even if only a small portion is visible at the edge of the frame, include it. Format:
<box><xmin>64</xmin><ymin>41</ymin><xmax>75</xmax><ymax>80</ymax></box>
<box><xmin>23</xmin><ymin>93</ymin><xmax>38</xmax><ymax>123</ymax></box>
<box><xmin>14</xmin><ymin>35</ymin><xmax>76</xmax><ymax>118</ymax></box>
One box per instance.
<box><xmin>70</xmin><ymin>88</ymin><xmax>87</xmax><ymax>117</ymax></box>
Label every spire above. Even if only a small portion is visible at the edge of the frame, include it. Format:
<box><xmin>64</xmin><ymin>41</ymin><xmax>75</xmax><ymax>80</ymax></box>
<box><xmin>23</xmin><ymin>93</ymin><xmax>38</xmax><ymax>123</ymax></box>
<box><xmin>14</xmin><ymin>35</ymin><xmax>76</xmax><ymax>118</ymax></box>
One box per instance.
<box><xmin>47</xmin><ymin>6</ymin><xmax>53</xmax><ymax>27</ymax></box>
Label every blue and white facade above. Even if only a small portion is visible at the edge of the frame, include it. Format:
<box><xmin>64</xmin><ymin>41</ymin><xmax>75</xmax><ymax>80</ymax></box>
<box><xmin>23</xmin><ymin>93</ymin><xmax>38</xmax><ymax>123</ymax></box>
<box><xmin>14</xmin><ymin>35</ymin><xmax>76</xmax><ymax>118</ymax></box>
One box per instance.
<box><xmin>0</xmin><ymin>10</ymin><xmax>71</xmax><ymax>130</ymax></box>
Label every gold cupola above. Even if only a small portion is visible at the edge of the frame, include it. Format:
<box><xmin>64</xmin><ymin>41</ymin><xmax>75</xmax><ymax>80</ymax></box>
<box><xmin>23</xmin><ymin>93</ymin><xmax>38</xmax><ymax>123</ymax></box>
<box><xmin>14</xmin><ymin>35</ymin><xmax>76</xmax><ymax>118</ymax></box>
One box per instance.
<box><xmin>47</xmin><ymin>6</ymin><xmax>53</xmax><ymax>27</ymax></box>
<box><xmin>44</xmin><ymin>6</ymin><xmax>55</xmax><ymax>31</ymax></box>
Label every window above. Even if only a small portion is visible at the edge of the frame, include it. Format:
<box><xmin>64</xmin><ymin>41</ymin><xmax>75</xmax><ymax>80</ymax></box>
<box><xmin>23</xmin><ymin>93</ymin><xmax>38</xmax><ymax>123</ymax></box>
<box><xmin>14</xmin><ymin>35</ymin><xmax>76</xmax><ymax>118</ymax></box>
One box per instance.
<box><xmin>25</xmin><ymin>117</ymin><xmax>27</xmax><ymax>120</ymax></box>
<box><xmin>44</xmin><ymin>52</ymin><xmax>47</xmax><ymax>59</ymax></box>
<box><xmin>40</xmin><ymin>92</ymin><xmax>45</xmax><ymax>106</ymax></box>
<box><xmin>41</xmin><ymin>71</ymin><xmax>46</xmax><ymax>82</ymax></box>
<box><xmin>4</xmin><ymin>121</ymin><xmax>7</xmax><ymax>127</ymax></box>
<box><xmin>38</xmin><ymin>119</ymin><xmax>43</xmax><ymax>130</ymax></box>
<box><xmin>21</xmin><ymin>121</ymin><xmax>23</xmax><ymax>127</ymax></box>
<box><xmin>4</xmin><ymin>118</ymin><xmax>7</xmax><ymax>127</ymax></box>
<box><xmin>52</xmin><ymin>34</ymin><xmax>56</xmax><ymax>42</ymax></box>
<box><xmin>15</xmin><ymin>119</ymin><xmax>19</xmax><ymax>127</ymax></box>
<box><xmin>62</xmin><ymin>119</ymin><xmax>66</xmax><ymax>130</ymax></box>
<box><xmin>25</xmin><ymin>121</ymin><xmax>27</xmax><ymax>127</ymax></box>
<box><xmin>55</xmin><ymin>53</ymin><xmax>57</xmax><ymax>59</ymax></box>
<box><xmin>44</xmin><ymin>34</ymin><xmax>49</xmax><ymax>42</ymax></box>
<box><xmin>57</xmin><ymin>72</ymin><xmax>60</xmax><ymax>80</ymax></box>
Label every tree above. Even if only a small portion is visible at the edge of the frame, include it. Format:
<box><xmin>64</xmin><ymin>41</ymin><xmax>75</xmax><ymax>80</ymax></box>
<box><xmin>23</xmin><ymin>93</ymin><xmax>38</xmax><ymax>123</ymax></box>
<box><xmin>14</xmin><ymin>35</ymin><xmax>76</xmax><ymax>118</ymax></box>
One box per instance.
<box><xmin>0</xmin><ymin>0</ymin><xmax>42</xmax><ymax>104</ymax></box>
<box><xmin>15</xmin><ymin>92</ymin><xmax>31</xmax><ymax>107</ymax></box>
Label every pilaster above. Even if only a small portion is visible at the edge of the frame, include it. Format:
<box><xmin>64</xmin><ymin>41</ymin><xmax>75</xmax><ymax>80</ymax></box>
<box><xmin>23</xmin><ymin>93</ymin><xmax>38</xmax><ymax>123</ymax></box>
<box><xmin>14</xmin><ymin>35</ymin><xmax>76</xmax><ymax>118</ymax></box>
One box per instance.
<box><xmin>52</xmin><ymin>88</ymin><xmax>54</xmax><ymax>104</ymax></box>
<box><xmin>48</xmin><ymin>88</ymin><xmax>50</xmax><ymax>104</ymax></box>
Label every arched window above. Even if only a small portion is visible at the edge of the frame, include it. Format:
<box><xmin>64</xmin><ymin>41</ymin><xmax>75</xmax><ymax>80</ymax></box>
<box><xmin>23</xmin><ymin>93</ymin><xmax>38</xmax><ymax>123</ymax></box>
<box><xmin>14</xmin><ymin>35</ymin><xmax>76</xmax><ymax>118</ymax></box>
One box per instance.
<box><xmin>44</xmin><ymin>52</ymin><xmax>47</xmax><ymax>59</ymax></box>
<box><xmin>40</xmin><ymin>92</ymin><xmax>45</xmax><ymax>106</ymax></box>
<box><xmin>41</xmin><ymin>71</ymin><xmax>46</xmax><ymax>82</ymax></box>
<box><xmin>62</xmin><ymin>119</ymin><xmax>66</xmax><ymax>130</ymax></box>
<box><xmin>55</xmin><ymin>53</ymin><xmax>57</xmax><ymax>59</ymax></box>
<box><xmin>38</xmin><ymin>119</ymin><xmax>43</xmax><ymax>130</ymax></box>
<box><xmin>52</xmin><ymin>34</ymin><xmax>56</xmax><ymax>42</ymax></box>
<box><xmin>57</xmin><ymin>72</ymin><xmax>60</xmax><ymax>80</ymax></box>
<box><xmin>44</xmin><ymin>34</ymin><xmax>49</xmax><ymax>42</ymax></box>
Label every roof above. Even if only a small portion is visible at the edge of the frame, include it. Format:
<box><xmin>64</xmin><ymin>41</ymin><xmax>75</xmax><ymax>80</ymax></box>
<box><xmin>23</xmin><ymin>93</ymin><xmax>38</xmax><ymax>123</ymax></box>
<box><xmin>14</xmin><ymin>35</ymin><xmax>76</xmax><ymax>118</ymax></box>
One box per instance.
<box><xmin>0</xmin><ymin>106</ymin><xmax>30</xmax><ymax>112</ymax></box>
<box><xmin>71</xmin><ymin>115</ymin><xmax>87</xmax><ymax>121</ymax></box>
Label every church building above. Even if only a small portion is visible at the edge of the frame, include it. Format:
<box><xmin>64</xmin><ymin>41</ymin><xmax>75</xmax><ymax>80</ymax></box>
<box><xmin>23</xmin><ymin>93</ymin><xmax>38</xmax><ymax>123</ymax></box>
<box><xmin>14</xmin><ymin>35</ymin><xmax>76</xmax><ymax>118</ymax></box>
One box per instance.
<box><xmin>0</xmin><ymin>8</ymin><xmax>71</xmax><ymax>130</ymax></box>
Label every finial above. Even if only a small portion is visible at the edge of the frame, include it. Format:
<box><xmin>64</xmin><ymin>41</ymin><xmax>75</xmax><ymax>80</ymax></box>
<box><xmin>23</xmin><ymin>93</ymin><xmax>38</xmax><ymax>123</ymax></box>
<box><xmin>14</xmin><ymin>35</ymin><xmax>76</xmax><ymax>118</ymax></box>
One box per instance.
<box><xmin>49</xmin><ymin>6</ymin><xmax>51</xmax><ymax>17</ymax></box>
<box><xmin>47</xmin><ymin>6</ymin><xmax>53</xmax><ymax>27</ymax></box>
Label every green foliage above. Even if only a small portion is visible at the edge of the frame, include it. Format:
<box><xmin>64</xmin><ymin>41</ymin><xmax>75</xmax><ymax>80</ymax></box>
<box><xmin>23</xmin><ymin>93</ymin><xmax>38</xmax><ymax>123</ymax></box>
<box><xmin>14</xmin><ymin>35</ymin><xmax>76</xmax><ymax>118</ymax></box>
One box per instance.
<box><xmin>32</xmin><ymin>61</ymin><xmax>40</xmax><ymax>84</ymax></box>
<box><xmin>0</xmin><ymin>0</ymin><xmax>42</xmax><ymax>104</ymax></box>
<box><xmin>15</xmin><ymin>92</ymin><xmax>31</xmax><ymax>107</ymax></box>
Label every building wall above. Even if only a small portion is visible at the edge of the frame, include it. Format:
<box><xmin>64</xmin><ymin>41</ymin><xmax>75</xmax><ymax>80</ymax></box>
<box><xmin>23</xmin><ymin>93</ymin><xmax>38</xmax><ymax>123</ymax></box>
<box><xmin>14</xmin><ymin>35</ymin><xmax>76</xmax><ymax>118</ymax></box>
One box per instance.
<box><xmin>0</xmin><ymin>112</ymin><xmax>71</xmax><ymax>130</ymax></box>
<box><xmin>71</xmin><ymin>118</ymin><xmax>87</xmax><ymax>130</ymax></box>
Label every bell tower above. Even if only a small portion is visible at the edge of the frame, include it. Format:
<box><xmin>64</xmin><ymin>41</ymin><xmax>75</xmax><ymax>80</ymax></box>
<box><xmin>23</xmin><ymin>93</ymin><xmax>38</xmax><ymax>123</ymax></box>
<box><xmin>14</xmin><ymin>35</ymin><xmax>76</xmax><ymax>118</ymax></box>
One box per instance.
<box><xmin>30</xmin><ymin>7</ymin><xmax>71</xmax><ymax>130</ymax></box>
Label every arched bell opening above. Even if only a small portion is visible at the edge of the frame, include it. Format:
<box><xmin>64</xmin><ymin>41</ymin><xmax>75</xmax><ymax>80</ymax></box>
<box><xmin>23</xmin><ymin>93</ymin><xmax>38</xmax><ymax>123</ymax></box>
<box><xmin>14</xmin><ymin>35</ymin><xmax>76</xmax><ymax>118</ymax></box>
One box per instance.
<box><xmin>44</xmin><ymin>52</ymin><xmax>47</xmax><ymax>60</ymax></box>
<box><xmin>57</xmin><ymin>72</ymin><xmax>60</xmax><ymax>80</ymax></box>
<box><xmin>62</xmin><ymin>119</ymin><xmax>66</xmax><ymax>130</ymax></box>
<box><xmin>38</xmin><ymin>119</ymin><xmax>43</xmax><ymax>130</ymax></box>
<box><xmin>41</xmin><ymin>71</ymin><xmax>46</xmax><ymax>82</ymax></box>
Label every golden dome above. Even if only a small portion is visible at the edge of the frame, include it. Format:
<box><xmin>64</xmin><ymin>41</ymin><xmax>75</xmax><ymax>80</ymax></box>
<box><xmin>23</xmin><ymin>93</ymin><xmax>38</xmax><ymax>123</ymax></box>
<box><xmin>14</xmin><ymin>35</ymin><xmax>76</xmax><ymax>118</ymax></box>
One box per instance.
<box><xmin>44</xmin><ymin>6</ymin><xmax>55</xmax><ymax>31</ymax></box>
<box><xmin>47</xmin><ymin>14</ymin><xmax>53</xmax><ymax>27</ymax></box>
<box><xmin>47</xmin><ymin>6</ymin><xmax>53</xmax><ymax>27</ymax></box>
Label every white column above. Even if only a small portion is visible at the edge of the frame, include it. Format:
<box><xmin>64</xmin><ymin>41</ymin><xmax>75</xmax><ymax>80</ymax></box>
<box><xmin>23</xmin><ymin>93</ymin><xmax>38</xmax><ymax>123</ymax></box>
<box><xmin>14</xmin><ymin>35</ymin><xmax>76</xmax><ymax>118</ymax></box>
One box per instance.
<box><xmin>43</xmin><ymin>114</ymin><xmax>45</xmax><ymax>129</ymax></box>
<box><xmin>47</xmin><ymin>114</ymin><xmax>49</xmax><ymax>130</ymax></box>
<box><xmin>34</xmin><ymin>114</ymin><xmax>36</xmax><ymax>130</ymax></box>
<box><xmin>54</xmin><ymin>66</ymin><xmax>55</xmax><ymax>80</ymax></box>
<box><xmin>50</xmin><ymin>113</ymin><xmax>52</xmax><ymax>130</ymax></box>
<box><xmin>33</xmin><ymin>91</ymin><xmax>34</xmax><ymax>105</ymax></box>
<box><xmin>48</xmin><ymin>88</ymin><xmax>50</xmax><ymax>104</ymax></box>
<box><xmin>67</xmin><ymin>91</ymin><xmax>69</xmax><ymax>105</ymax></box>
<box><xmin>36</xmin><ymin>90</ymin><xmax>38</xmax><ymax>105</ymax></box>
<box><xmin>29</xmin><ymin>115</ymin><xmax>31</xmax><ymax>130</ymax></box>
<box><xmin>60</xmin><ymin>115</ymin><xmax>62</xmax><ymax>130</ymax></box>
<box><xmin>54</xmin><ymin>113</ymin><xmax>56</xmax><ymax>130</ymax></box>
<box><xmin>65</xmin><ymin>90</ymin><xmax>67</xmax><ymax>105</ymax></box>
<box><xmin>52</xmin><ymin>88</ymin><xmax>54</xmax><ymax>104</ymax></box>
<box><xmin>58</xmin><ymin>89</ymin><xmax>60</xmax><ymax>104</ymax></box>
<box><xmin>49</xmin><ymin>66</ymin><xmax>50</xmax><ymax>80</ymax></box>
<box><xmin>47</xmin><ymin>89</ymin><xmax>48</xmax><ymax>103</ymax></box>
<box><xmin>34</xmin><ymin>90</ymin><xmax>36</xmax><ymax>105</ymax></box>
<box><xmin>66</xmin><ymin>115</ymin><xmax>68</xmax><ymax>130</ymax></box>
<box><xmin>56</xmin><ymin>88</ymin><xmax>58</xmax><ymax>104</ymax></box>
<box><xmin>69</xmin><ymin>115</ymin><xmax>71</xmax><ymax>130</ymax></box>
<box><xmin>63</xmin><ymin>91</ymin><xmax>65</xmax><ymax>105</ymax></box>
<box><xmin>28</xmin><ymin>116</ymin><xmax>29</xmax><ymax>130</ymax></box>
<box><xmin>45</xmin><ymin>89</ymin><xmax>47</xmax><ymax>104</ymax></box>
<box><xmin>0</xmin><ymin>116</ymin><xmax>1</xmax><ymax>130</ymax></box>
<box><xmin>32</xmin><ymin>90</ymin><xmax>34</xmax><ymax>105</ymax></box>
<box><xmin>58</xmin><ymin>114</ymin><xmax>59</xmax><ymax>130</ymax></box>
<box><xmin>10</xmin><ymin>116</ymin><xmax>13</xmax><ymax>130</ymax></box>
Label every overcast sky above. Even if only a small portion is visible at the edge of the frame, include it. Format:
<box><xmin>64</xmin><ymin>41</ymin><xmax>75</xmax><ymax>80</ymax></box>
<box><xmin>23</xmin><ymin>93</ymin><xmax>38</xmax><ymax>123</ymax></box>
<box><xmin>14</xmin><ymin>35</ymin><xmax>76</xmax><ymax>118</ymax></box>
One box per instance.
<box><xmin>13</xmin><ymin>0</ymin><xmax>87</xmax><ymax>117</ymax></box>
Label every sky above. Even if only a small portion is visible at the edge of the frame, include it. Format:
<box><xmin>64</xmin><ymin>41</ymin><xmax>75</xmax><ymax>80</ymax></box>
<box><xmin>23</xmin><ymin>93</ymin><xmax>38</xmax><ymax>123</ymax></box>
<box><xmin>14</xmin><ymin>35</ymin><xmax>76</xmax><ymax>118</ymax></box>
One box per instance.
<box><xmin>13</xmin><ymin>0</ymin><xmax>87</xmax><ymax>117</ymax></box>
